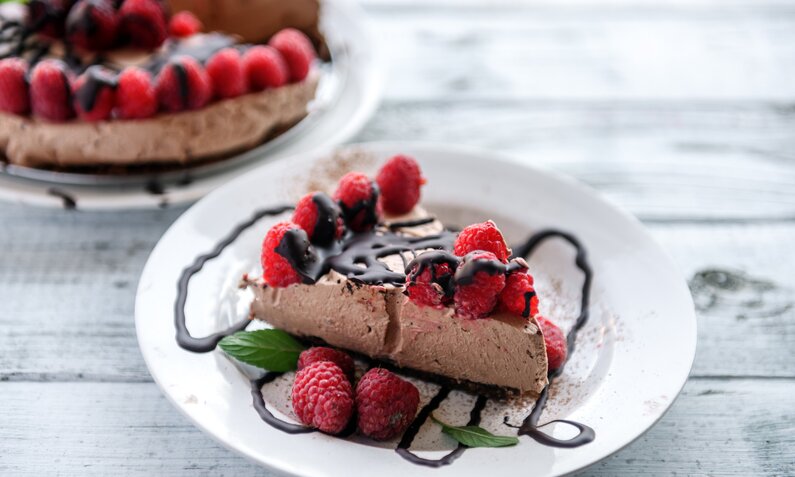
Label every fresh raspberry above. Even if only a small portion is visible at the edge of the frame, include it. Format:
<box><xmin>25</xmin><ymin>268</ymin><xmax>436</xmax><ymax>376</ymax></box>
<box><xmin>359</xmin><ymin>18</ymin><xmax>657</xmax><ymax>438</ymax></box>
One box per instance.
<box><xmin>29</xmin><ymin>59</ymin><xmax>74</xmax><ymax>122</ymax></box>
<box><xmin>453</xmin><ymin>220</ymin><xmax>511</xmax><ymax>263</ymax></box>
<box><xmin>297</xmin><ymin>347</ymin><xmax>356</xmax><ymax>381</ymax></box>
<box><xmin>375</xmin><ymin>155</ymin><xmax>426</xmax><ymax>215</ymax></box>
<box><xmin>453</xmin><ymin>251</ymin><xmax>506</xmax><ymax>319</ymax></box>
<box><xmin>498</xmin><ymin>269</ymin><xmax>539</xmax><ymax>318</ymax></box>
<box><xmin>334</xmin><ymin>172</ymin><xmax>381</xmax><ymax>232</ymax></box>
<box><xmin>206</xmin><ymin>48</ymin><xmax>247</xmax><ymax>99</ymax></box>
<box><xmin>27</xmin><ymin>0</ymin><xmax>73</xmax><ymax>39</ymax></box>
<box><xmin>155</xmin><ymin>56</ymin><xmax>211</xmax><ymax>112</ymax></box>
<box><xmin>118</xmin><ymin>0</ymin><xmax>167</xmax><ymax>50</ymax></box>
<box><xmin>115</xmin><ymin>66</ymin><xmax>158</xmax><ymax>119</ymax></box>
<box><xmin>405</xmin><ymin>252</ymin><xmax>457</xmax><ymax>308</ymax></box>
<box><xmin>66</xmin><ymin>0</ymin><xmax>119</xmax><ymax>51</ymax></box>
<box><xmin>355</xmin><ymin>368</ymin><xmax>420</xmax><ymax>441</ymax></box>
<box><xmin>0</xmin><ymin>58</ymin><xmax>30</xmax><ymax>115</ymax></box>
<box><xmin>168</xmin><ymin>10</ymin><xmax>202</xmax><ymax>38</ymax></box>
<box><xmin>242</xmin><ymin>45</ymin><xmax>288</xmax><ymax>91</ymax></box>
<box><xmin>72</xmin><ymin>66</ymin><xmax>116</xmax><ymax>121</ymax></box>
<box><xmin>292</xmin><ymin>192</ymin><xmax>345</xmax><ymax>244</ymax></box>
<box><xmin>268</xmin><ymin>28</ymin><xmax>315</xmax><ymax>82</ymax></box>
<box><xmin>261</xmin><ymin>221</ymin><xmax>305</xmax><ymax>287</ymax></box>
<box><xmin>536</xmin><ymin>316</ymin><xmax>567</xmax><ymax>370</ymax></box>
<box><xmin>291</xmin><ymin>361</ymin><xmax>354</xmax><ymax>434</ymax></box>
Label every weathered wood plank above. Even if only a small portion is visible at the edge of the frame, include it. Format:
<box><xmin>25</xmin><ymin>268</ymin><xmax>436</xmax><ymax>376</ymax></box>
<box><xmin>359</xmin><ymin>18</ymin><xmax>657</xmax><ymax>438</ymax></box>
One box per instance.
<box><xmin>357</xmin><ymin>103</ymin><xmax>795</xmax><ymax>221</ymax></box>
<box><xmin>361</xmin><ymin>3</ymin><xmax>795</xmax><ymax>102</ymax></box>
<box><xmin>0</xmin><ymin>379</ymin><xmax>791</xmax><ymax>476</ymax></box>
<box><xmin>1</xmin><ymin>210</ymin><xmax>792</xmax><ymax>380</ymax></box>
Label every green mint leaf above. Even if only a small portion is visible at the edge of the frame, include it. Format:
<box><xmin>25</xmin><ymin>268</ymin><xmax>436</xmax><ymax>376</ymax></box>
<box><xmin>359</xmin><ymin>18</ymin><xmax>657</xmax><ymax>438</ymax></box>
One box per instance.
<box><xmin>432</xmin><ymin>415</ymin><xmax>519</xmax><ymax>448</ymax></box>
<box><xmin>218</xmin><ymin>329</ymin><xmax>305</xmax><ymax>372</ymax></box>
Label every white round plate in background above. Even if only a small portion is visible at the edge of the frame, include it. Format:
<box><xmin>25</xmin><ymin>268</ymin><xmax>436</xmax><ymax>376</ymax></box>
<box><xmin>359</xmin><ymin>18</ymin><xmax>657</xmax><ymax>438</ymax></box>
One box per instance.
<box><xmin>136</xmin><ymin>142</ymin><xmax>696</xmax><ymax>477</ymax></box>
<box><xmin>0</xmin><ymin>0</ymin><xmax>382</xmax><ymax>210</ymax></box>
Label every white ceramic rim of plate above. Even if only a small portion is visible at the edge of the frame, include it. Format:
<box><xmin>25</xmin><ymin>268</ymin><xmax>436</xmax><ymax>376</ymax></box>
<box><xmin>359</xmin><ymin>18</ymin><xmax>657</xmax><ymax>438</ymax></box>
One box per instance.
<box><xmin>0</xmin><ymin>0</ymin><xmax>383</xmax><ymax>210</ymax></box>
<box><xmin>136</xmin><ymin>141</ymin><xmax>697</xmax><ymax>477</ymax></box>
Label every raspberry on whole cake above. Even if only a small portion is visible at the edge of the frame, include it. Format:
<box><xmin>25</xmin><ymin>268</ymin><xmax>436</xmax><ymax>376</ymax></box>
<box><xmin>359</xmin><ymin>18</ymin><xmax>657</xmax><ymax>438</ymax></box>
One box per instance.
<box><xmin>0</xmin><ymin>0</ymin><xmax>325</xmax><ymax>172</ymax></box>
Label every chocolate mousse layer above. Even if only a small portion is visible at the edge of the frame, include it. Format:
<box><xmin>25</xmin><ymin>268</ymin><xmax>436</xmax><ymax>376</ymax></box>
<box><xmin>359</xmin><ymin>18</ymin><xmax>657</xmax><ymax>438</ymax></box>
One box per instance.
<box><xmin>0</xmin><ymin>71</ymin><xmax>318</xmax><ymax>168</ymax></box>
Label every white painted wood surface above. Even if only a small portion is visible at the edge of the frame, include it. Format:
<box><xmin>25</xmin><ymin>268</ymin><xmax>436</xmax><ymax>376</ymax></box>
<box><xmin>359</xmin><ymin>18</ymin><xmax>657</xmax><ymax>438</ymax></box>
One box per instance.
<box><xmin>1</xmin><ymin>0</ymin><xmax>794</xmax><ymax>475</ymax></box>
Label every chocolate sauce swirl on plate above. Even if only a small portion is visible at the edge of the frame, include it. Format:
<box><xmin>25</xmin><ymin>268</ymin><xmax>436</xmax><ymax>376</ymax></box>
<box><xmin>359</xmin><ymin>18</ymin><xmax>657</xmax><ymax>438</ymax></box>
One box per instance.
<box><xmin>173</xmin><ymin>206</ymin><xmax>596</xmax><ymax>467</ymax></box>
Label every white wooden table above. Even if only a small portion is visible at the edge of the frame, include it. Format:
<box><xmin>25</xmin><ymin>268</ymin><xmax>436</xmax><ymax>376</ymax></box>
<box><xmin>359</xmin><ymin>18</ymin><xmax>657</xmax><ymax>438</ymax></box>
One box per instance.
<box><xmin>1</xmin><ymin>0</ymin><xmax>794</xmax><ymax>475</ymax></box>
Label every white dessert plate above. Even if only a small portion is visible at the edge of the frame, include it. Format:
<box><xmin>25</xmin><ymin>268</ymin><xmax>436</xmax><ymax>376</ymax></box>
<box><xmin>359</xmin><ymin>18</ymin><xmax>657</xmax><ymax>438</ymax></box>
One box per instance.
<box><xmin>136</xmin><ymin>142</ymin><xmax>697</xmax><ymax>477</ymax></box>
<box><xmin>0</xmin><ymin>0</ymin><xmax>382</xmax><ymax>210</ymax></box>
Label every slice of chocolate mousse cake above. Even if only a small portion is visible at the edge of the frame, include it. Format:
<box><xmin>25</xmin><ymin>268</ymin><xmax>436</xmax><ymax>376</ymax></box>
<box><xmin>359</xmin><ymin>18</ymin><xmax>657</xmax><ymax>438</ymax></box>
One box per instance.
<box><xmin>246</xmin><ymin>155</ymin><xmax>553</xmax><ymax>395</ymax></box>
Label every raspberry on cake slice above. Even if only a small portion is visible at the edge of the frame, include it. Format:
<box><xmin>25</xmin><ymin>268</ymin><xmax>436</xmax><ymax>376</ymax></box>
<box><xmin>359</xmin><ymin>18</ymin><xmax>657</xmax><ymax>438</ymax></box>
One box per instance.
<box><xmin>246</xmin><ymin>156</ymin><xmax>551</xmax><ymax>395</ymax></box>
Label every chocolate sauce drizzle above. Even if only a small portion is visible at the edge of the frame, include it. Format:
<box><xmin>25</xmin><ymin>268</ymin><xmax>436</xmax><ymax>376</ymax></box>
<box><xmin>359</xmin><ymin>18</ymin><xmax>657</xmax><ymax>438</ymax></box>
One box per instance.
<box><xmin>173</xmin><ymin>206</ymin><xmax>596</xmax><ymax>467</ymax></box>
<box><xmin>174</xmin><ymin>205</ymin><xmax>293</xmax><ymax>352</ymax></box>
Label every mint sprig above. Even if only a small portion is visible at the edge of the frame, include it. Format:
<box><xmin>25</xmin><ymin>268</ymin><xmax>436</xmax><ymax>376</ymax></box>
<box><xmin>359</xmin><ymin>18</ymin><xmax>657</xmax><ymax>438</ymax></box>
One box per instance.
<box><xmin>432</xmin><ymin>415</ymin><xmax>519</xmax><ymax>448</ymax></box>
<box><xmin>218</xmin><ymin>329</ymin><xmax>305</xmax><ymax>372</ymax></box>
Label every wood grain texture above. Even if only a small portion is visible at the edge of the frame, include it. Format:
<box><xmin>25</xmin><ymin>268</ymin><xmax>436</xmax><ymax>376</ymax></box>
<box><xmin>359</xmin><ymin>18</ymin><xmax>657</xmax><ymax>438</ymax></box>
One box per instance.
<box><xmin>1</xmin><ymin>0</ymin><xmax>793</xmax><ymax>474</ymax></box>
<box><xmin>357</xmin><ymin>103</ymin><xmax>795</xmax><ymax>221</ymax></box>
<box><xmin>363</xmin><ymin>2</ymin><xmax>795</xmax><ymax>102</ymax></box>
<box><xmin>0</xmin><ymin>379</ymin><xmax>791</xmax><ymax>476</ymax></box>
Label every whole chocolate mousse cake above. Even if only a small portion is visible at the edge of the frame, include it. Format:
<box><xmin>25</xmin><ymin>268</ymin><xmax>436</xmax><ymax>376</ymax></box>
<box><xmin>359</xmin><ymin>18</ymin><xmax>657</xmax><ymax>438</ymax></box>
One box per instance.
<box><xmin>243</xmin><ymin>155</ymin><xmax>566</xmax><ymax>395</ymax></box>
<box><xmin>0</xmin><ymin>0</ymin><xmax>322</xmax><ymax>171</ymax></box>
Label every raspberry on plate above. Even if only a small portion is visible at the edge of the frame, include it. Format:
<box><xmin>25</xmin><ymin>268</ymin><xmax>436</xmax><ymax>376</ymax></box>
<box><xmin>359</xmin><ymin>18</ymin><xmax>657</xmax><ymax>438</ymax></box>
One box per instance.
<box><xmin>29</xmin><ymin>59</ymin><xmax>74</xmax><ymax>122</ymax></box>
<box><xmin>118</xmin><ymin>0</ymin><xmax>167</xmax><ymax>50</ymax></box>
<box><xmin>269</xmin><ymin>28</ymin><xmax>315</xmax><ymax>82</ymax></box>
<box><xmin>155</xmin><ymin>57</ymin><xmax>211</xmax><ymax>112</ymax></box>
<box><xmin>536</xmin><ymin>316</ymin><xmax>567</xmax><ymax>371</ymax></box>
<box><xmin>0</xmin><ymin>58</ymin><xmax>30</xmax><ymax>115</ymax></box>
<box><xmin>261</xmin><ymin>221</ymin><xmax>308</xmax><ymax>287</ymax></box>
<box><xmin>292</xmin><ymin>361</ymin><xmax>354</xmax><ymax>434</ymax></box>
<box><xmin>405</xmin><ymin>251</ymin><xmax>458</xmax><ymax>308</ymax></box>
<box><xmin>334</xmin><ymin>172</ymin><xmax>381</xmax><ymax>232</ymax></box>
<box><xmin>292</xmin><ymin>192</ymin><xmax>345</xmax><ymax>245</ymax></box>
<box><xmin>376</xmin><ymin>154</ymin><xmax>426</xmax><ymax>215</ymax></box>
<box><xmin>297</xmin><ymin>347</ymin><xmax>355</xmax><ymax>381</ymax></box>
<box><xmin>115</xmin><ymin>67</ymin><xmax>158</xmax><ymax>119</ymax></box>
<box><xmin>206</xmin><ymin>48</ymin><xmax>247</xmax><ymax>99</ymax></box>
<box><xmin>72</xmin><ymin>66</ymin><xmax>116</xmax><ymax>121</ymax></box>
<box><xmin>453</xmin><ymin>220</ymin><xmax>512</xmax><ymax>263</ymax></box>
<box><xmin>169</xmin><ymin>11</ymin><xmax>202</xmax><ymax>38</ymax></box>
<box><xmin>66</xmin><ymin>0</ymin><xmax>119</xmax><ymax>51</ymax></box>
<box><xmin>498</xmin><ymin>269</ymin><xmax>539</xmax><ymax>318</ymax></box>
<box><xmin>243</xmin><ymin>45</ymin><xmax>288</xmax><ymax>91</ymax></box>
<box><xmin>355</xmin><ymin>368</ymin><xmax>420</xmax><ymax>441</ymax></box>
<box><xmin>453</xmin><ymin>250</ymin><xmax>507</xmax><ymax>319</ymax></box>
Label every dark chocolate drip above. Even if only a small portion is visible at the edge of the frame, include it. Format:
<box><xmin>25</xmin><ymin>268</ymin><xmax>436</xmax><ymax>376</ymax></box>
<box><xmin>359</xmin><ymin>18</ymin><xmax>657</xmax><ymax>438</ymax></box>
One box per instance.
<box><xmin>510</xmin><ymin>229</ymin><xmax>595</xmax><ymax>448</ymax></box>
<box><xmin>387</xmin><ymin>217</ymin><xmax>436</xmax><ymax>230</ymax></box>
<box><xmin>338</xmin><ymin>181</ymin><xmax>381</xmax><ymax>231</ymax></box>
<box><xmin>174</xmin><ymin>205</ymin><xmax>293</xmax><ymax>353</ymax></box>
<box><xmin>46</xmin><ymin>187</ymin><xmax>76</xmax><ymax>209</ymax></box>
<box><xmin>309</xmin><ymin>192</ymin><xmax>342</xmax><ymax>245</ymax></box>
<box><xmin>521</xmin><ymin>290</ymin><xmax>537</xmax><ymax>318</ymax></box>
<box><xmin>74</xmin><ymin>65</ymin><xmax>117</xmax><ymax>112</ymax></box>
<box><xmin>327</xmin><ymin>231</ymin><xmax>455</xmax><ymax>285</ymax></box>
<box><xmin>250</xmin><ymin>373</ymin><xmax>314</xmax><ymax>434</ymax></box>
<box><xmin>404</xmin><ymin>250</ymin><xmax>459</xmax><ymax>300</ymax></box>
<box><xmin>171</xmin><ymin>61</ymin><xmax>189</xmax><ymax>110</ymax></box>
<box><xmin>397</xmin><ymin>391</ymin><xmax>488</xmax><ymax>467</ymax></box>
